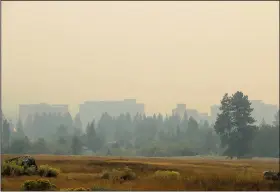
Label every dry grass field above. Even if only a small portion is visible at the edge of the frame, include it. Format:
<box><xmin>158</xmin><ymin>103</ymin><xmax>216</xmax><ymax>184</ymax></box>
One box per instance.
<box><xmin>1</xmin><ymin>155</ymin><xmax>280</xmax><ymax>191</ymax></box>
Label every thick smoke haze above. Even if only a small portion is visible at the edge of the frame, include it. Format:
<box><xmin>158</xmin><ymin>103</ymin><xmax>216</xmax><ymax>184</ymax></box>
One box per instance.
<box><xmin>2</xmin><ymin>1</ymin><xmax>279</xmax><ymax>117</ymax></box>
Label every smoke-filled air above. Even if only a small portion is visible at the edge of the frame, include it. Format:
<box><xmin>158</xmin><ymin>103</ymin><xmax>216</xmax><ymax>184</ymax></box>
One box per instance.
<box><xmin>1</xmin><ymin>1</ymin><xmax>279</xmax><ymax>191</ymax></box>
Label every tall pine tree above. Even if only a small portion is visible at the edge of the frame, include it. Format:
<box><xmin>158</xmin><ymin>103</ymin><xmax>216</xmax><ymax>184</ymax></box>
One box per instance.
<box><xmin>214</xmin><ymin>91</ymin><xmax>256</xmax><ymax>158</ymax></box>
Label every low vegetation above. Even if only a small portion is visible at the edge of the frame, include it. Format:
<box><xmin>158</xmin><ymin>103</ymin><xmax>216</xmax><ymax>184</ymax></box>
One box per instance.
<box><xmin>2</xmin><ymin>92</ymin><xmax>279</xmax><ymax>161</ymax></box>
<box><xmin>38</xmin><ymin>165</ymin><xmax>60</xmax><ymax>177</ymax></box>
<box><xmin>60</xmin><ymin>187</ymin><xmax>90</xmax><ymax>191</ymax></box>
<box><xmin>100</xmin><ymin>166</ymin><xmax>137</xmax><ymax>181</ymax></box>
<box><xmin>153</xmin><ymin>170</ymin><xmax>181</xmax><ymax>180</ymax></box>
<box><xmin>1</xmin><ymin>162</ymin><xmax>25</xmax><ymax>176</ymax></box>
<box><xmin>21</xmin><ymin>179</ymin><xmax>57</xmax><ymax>191</ymax></box>
<box><xmin>1</xmin><ymin>155</ymin><xmax>280</xmax><ymax>191</ymax></box>
<box><xmin>1</xmin><ymin>161</ymin><xmax>59</xmax><ymax>178</ymax></box>
<box><xmin>91</xmin><ymin>185</ymin><xmax>112</xmax><ymax>191</ymax></box>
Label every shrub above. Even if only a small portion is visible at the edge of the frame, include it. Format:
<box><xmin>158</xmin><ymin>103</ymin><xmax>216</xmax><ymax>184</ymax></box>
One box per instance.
<box><xmin>38</xmin><ymin>165</ymin><xmax>60</xmax><ymax>177</ymax></box>
<box><xmin>153</xmin><ymin>170</ymin><xmax>181</xmax><ymax>180</ymax></box>
<box><xmin>21</xmin><ymin>179</ymin><xmax>57</xmax><ymax>191</ymax></box>
<box><xmin>1</xmin><ymin>162</ymin><xmax>24</xmax><ymax>176</ymax></box>
<box><xmin>24</xmin><ymin>166</ymin><xmax>37</xmax><ymax>176</ymax></box>
<box><xmin>100</xmin><ymin>171</ymin><xmax>110</xmax><ymax>179</ymax></box>
<box><xmin>2</xmin><ymin>160</ymin><xmax>38</xmax><ymax>177</ymax></box>
<box><xmin>91</xmin><ymin>185</ymin><xmax>111</xmax><ymax>191</ymax></box>
<box><xmin>100</xmin><ymin>167</ymin><xmax>136</xmax><ymax>181</ymax></box>
<box><xmin>60</xmin><ymin>187</ymin><xmax>90</xmax><ymax>191</ymax></box>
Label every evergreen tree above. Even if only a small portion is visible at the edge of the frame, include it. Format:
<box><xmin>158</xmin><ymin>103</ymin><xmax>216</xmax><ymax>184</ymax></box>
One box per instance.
<box><xmin>30</xmin><ymin>138</ymin><xmax>50</xmax><ymax>154</ymax></box>
<box><xmin>187</xmin><ymin>117</ymin><xmax>199</xmax><ymax>135</ymax></box>
<box><xmin>176</xmin><ymin>125</ymin><xmax>181</xmax><ymax>138</ymax></box>
<box><xmin>23</xmin><ymin>114</ymin><xmax>33</xmax><ymax>135</ymax></box>
<box><xmin>2</xmin><ymin>119</ymin><xmax>11</xmax><ymax>152</ymax></box>
<box><xmin>106</xmin><ymin>148</ymin><xmax>112</xmax><ymax>156</ymax></box>
<box><xmin>63</xmin><ymin>112</ymin><xmax>73</xmax><ymax>132</ymax></box>
<box><xmin>56</xmin><ymin>124</ymin><xmax>69</xmax><ymax>138</ymax></box>
<box><xmin>15</xmin><ymin>118</ymin><xmax>25</xmax><ymax>139</ymax></box>
<box><xmin>86</xmin><ymin>121</ymin><xmax>102</xmax><ymax>152</ymax></box>
<box><xmin>201</xmin><ymin>120</ymin><xmax>210</xmax><ymax>129</ymax></box>
<box><xmin>9</xmin><ymin>136</ymin><xmax>30</xmax><ymax>154</ymax></box>
<box><xmin>181</xmin><ymin>111</ymin><xmax>189</xmax><ymax>131</ymax></box>
<box><xmin>214</xmin><ymin>94</ymin><xmax>232</xmax><ymax>149</ymax></box>
<box><xmin>71</xmin><ymin>135</ymin><xmax>83</xmax><ymax>155</ymax></box>
<box><xmin>214</xmin><ymin>91</ymin><xmax>256</xmax><ymax>158</ymax></box>
<box><xmin>74</xmin><ymin>113</ymin><xmax>83</xmax><ymax>136</ymax></box>
<box><xmin>273</xmin><ymin>110</ymin><xmax>279</xmax><ymax>128</ymax></box>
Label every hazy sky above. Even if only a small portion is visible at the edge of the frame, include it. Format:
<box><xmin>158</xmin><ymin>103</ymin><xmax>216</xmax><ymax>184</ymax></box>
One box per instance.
<box><xmin>2</xmin><ymin>1</ymin><xmax>279</xmax><ymax>117</ymax></box>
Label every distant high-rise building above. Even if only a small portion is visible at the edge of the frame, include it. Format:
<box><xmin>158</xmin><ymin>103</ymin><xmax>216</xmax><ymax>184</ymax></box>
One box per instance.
<box><xmin>186</xmin><ymin>109</ymin><xmax>200</xmax><ymax>122</ymax></box>
<box><xmin>172</xmin><ymin>104</ymin><xmax>210</xmax><ymax>123</ymax></box>
<box><xmin>172</xmin><ymin>104</ymin><xmax>186</xmax><ymax>118</ymax></box>
<box><xmin>200</xmin><ymin>112</ymin><xmax>211</xmax><ymax>123</ymax></box>
<box><xmin>19</xmin><ymin>103</ymin><xmax>69</xmax><ymax>123</ymax></box>
<box><xmin>210</xmin><ymin>105</ymin><xmax>220</xmax><ymax>124</ymax></box>
<box><xmin>250</xmin><ymin>100</ymin><xmax>278</xmax><ymax>125</ymax></box>
<box><xmin>210</xmin><ymin>100</ymin><xmax>278</xmax><ymax>125</ymax></box>
<box><xmin>79</xmin><ymin>99</ymin><xmax>145</xmax><ymax>129</ymax></box>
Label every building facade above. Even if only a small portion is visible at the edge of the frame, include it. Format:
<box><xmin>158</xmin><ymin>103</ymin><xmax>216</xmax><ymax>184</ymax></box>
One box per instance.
<box><xmin>19</xmin><ymin>103</ymin><xmax>69</xmax><ymax>123</ymax></box>
<box><xmin>172</xmin><ymin>104</ymin><xmax>211</xmax><ymax>123</ymax></box>
<box><xmin>79</xmin><ymin>99</ymin><xmax>145</xmax><ymax>129</ymax></box>
<box><xmin>172</xmin><ymin>104</ymin><xmax>186</xmax><ymax>119</ymax></box>
<box><xmin>210</xmin><ymin>105</ymin><xmax>220</xmax><ymax>124</ymax></box>
<box><xmin>250</xmin><ymin>100</ymin><xmax>278</xmax><ymax>125</ymax></box>
<box><xmin>210</xmin><ymin>100</ymin><xmax>278</xmax><ymax>125</ymax></box>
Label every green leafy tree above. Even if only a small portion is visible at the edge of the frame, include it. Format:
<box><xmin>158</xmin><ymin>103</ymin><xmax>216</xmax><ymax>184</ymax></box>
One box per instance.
<box><xmin>214</xmin><ymin>91</ymin><xmax>256</xmax><ymax>158</ymax></box>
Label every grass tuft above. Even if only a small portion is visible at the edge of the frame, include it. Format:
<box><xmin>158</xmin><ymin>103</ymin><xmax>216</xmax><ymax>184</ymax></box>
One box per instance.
<box><xmin>153</xmin><ymin>170</ymin><xmax>181</xmax><ymax>180</ymax></box>
<box><xmin>38</xmin><ymin>165</ymin><xmax>60</xmax><ymax>177</ymax></box>
<box><xmin>1</xmin><ymin>162</ymin><xmax>25</xmax><ymax>176</ymax></box>
<box><xmin>20</xmin><ymin>179</ymin><xmax>57</xmax><ymax>191</ymax></box>
<box><xmin>60</xmin><ymin>187</ymin><xmax>91</xmax><ymax>191</ymax></box>
<box><xmin>100</xmin><ymin>166</ymin><xmax>136</xmax><ymax>181</ymax></box>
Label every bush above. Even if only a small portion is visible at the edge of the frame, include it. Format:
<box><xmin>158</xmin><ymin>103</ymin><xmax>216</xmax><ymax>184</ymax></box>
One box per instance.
<box><xmin>21</xmin><ymin>179</ymin><xmax>57</xmax><ymax>191</ymax></box>
<box><xmin>91</xmin><ymin>185</ymin><xmax>111</xmax><ymax>191</ymax></box>
<box><xmin>38</xmin><ymin>165</ymin><xmax>60</xmax><ymax>177</ymax></box>
<box><xmin>24</xmin><ymin>166</ymin><xmax>37</xmax><ymax>176</ymax></box>
<box><xmin>153</xmin><ymin>170</ymin><xmax>181</xmax><ymax>180</ymax></box>
<box><xmin>1</xmin><ymin>162</ymin><xmax>24</xmax><ymax>176</ymax></box>
<box><xmin>100</xmin><ymin>171</ymin><xmax>110</xmax><ymax>179</ymax></box>
<box><xmin>60</xmin><ymin>187</ymin><xmax>90</xmax><ymax>191</ymax></box>
<box><xmin>100</xmin><ymin>166</ymin><xmax>136</xmax><ymax>181</ymax></box>
<box><xmin>2</xmin><ymin>159</ymin><xmax>38</xmax><ymax>177</ymax></box>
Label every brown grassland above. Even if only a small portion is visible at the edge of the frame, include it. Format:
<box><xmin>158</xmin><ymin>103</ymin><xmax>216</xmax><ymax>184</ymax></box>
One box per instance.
<box><xmin>1</xmin><ymin>155</ymin><xmax>280</xmax><ymax>191</ymax></box>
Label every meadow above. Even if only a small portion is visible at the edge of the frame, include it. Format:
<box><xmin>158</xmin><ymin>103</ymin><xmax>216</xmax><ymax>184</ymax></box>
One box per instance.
<box><xmin>1</xmin><ymin>155</ymin><xmax>280</xmax><ymax>191</ymax></box>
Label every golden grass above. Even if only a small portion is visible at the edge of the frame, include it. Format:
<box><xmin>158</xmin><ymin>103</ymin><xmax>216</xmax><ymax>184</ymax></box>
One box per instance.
<box><xmin>1</xmin><ymin>155</ymin><xmax>280</xmax><ymax>191</ymax></box>
<box><xmin>153</xmin><ymin>170</ymin><xmax>181</xmax><ymax>180</ymax></box>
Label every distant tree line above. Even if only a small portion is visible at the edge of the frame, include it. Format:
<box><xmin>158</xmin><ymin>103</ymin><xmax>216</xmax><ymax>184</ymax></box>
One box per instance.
<box><xmin>1</xmin><ymin>91</ymin><xmax>279</xmax><ymax>158</ymax></box>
